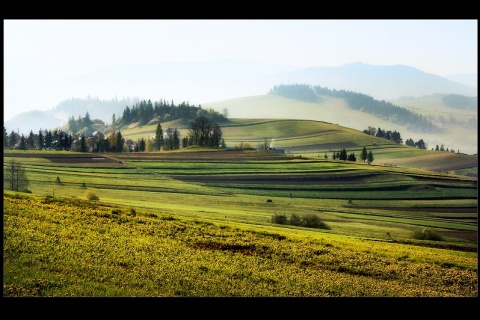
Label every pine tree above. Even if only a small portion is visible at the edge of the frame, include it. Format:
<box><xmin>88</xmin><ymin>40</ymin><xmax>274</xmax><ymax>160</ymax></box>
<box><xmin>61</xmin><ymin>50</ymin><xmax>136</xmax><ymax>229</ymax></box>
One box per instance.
<box><xmin>37</xmin><ymin>130</ymin><xmax>44</xmax><ymax>150</ymax></box>
<box><xmin>367</xmin><ymin>151</ymin><xmax>374</xmax><ymax>164</ymax></box>
<box><xmin>115</xmin><ymin>131</ymin><xmax>123</xmax><ymax>152</ymax></box>
<box><xmin>27</xmin><ymin>131</ymin><xmax>35</xmax><ymax>149</ymax></box>
<box><xmin>80</xmin><ymin>135</ymin><xmax>87</xmax><ymax>152</ymax></box>
<box><xmin>154</xmin><ymin>123</ymin><xmax>164</xmax><ymax>151</ymax></box>
<box><xmin>361</xmin><ymin>146</ymin><xmax>368</xmax><ymax>162</ymax></box>
<box><xmin>19</xmin><ymin>134</ymin><xmax>26</xmax><ymax>150</ymax></box>
<box><xmin>8</xmin><ymin>130</ymin><xmax>17</xmax><ymax>149</ymax></box>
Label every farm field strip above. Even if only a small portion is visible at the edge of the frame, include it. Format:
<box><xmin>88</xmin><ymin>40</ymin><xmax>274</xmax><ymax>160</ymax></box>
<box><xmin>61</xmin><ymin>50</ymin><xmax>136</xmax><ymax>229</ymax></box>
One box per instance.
<box><xmin>4</xmin><ymin>150</ymin><xmax>477</xmax><ymax>246</ymax></box>
<box><xmin>324</xmin><ymin>209</ymin><xmax>478</xmax><ymax>231</ymax></box>
<box><xmin>203</xmin><ymin>184</ymin><xmax>476</xmax><ymax>201</ymax></box>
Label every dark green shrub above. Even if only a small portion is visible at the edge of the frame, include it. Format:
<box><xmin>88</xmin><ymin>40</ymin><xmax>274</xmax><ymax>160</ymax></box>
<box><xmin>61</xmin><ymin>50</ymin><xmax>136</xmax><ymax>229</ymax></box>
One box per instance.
<box><xmin>271</xmin><ymin>213</ymin><xmax>288</xmax><ymax>225</ymax></box>
<box><xmin>412</xmin><ymin>228</ymin><xmax>444</xmax><ymax>241</ymax></box>
<box><xmin>301</xmin><ymin>213</ymin><xmax>329</xmax><ymax>229</ymax></box>
<box><xmin>272</xmin><ymin>213</ymin><xmax>330</xmax><ymax>230</ymax></box>
<box><xmin>289</xmin><ymin>213</ymin><xmax>303</xmax><ymax>226</ymax></box>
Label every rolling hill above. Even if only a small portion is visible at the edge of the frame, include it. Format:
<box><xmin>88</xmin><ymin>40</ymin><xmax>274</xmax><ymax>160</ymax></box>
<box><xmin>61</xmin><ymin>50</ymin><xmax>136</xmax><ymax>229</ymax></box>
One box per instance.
<box><xmin>121</xmin><ymin>117</ymin><xmax>478</xmax><ymax>178</ymax></box>
<box><xmin>202</xmin><ymin>94</ymin><xmax>477</xmax><ymax>156</ymax></box>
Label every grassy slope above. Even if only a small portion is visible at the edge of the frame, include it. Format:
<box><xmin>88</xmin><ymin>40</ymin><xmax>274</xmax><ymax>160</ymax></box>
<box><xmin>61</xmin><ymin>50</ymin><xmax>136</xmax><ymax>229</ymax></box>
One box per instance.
<box><xmin>4</xmin><ymin>147</ymin><xmax>477</xmax><ymax>297</ymax></box>
<box><xmin>4</xmin><ymin>194</ymin><xmax>477</xmax><ymax>297</ymax></box>
<box><xmin>4</xmin><ymin>149</ymin><xmax>477</xmax><ymax>246</ymax></box>
<box><xmin>202</xmin><ymin>94</ymin><xmax>478</xmax><ymax>155</ymax></box>
<box><xmin>121</xmin><ymin>117</ymin><xmax>477</xmax><ymax>176</ymax></box>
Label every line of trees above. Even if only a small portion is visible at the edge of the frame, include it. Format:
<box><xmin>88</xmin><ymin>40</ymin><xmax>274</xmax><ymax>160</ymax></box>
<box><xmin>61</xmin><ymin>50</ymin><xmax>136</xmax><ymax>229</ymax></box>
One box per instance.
<box><xmin>269</xmin><ymin>84</ymin><xmax>440</xmax><ymax>133</ymax></box>
<box><xmin>363</xmin><ymin>126</ymin><xmax>460</xmax><ymax>153</ymax></box>
<box><xmin>4</xmin><ymin>127</ymin><xmax>74</xmax><ymax>151</ymax></box>
<box><xmin>328</xmin><ymin>146</ymin><xmax>374</xmax><ymax>164</ymax></box>
<box><xmin>119</xmin><ymin>99</ymin><xmax>227</xmax><ymax>126</ymax></box>
<box><xmin>4</xmin><ymin>113</ymin><xmax>225</xmax><ymax>153</ymax></box>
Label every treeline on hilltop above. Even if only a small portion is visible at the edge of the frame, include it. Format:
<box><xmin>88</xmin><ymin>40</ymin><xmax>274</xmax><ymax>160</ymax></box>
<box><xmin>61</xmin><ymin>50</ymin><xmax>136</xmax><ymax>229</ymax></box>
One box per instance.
<box><xmin>67</xmin><ymin>99</ymin><xmax>227</xmax><ymax>135</ymax></box>
<box><xmin>119</xmin><ymin>99</ymin><xmax>227</xmax><ymax>127</ymax></box>
<box><xmin>268</xmin><ymin>84</ymin><xmax>320</xmax><ymax>103</ymax></box>
<box><xmin>269</xmin><ymin>84</ymin><xmax>440</xmax><ymax>133</ymax></box>
<box><xmin>4</xmin><ymin>99</ymin><xmax>227</xmax><ymax>152</ymax></box>
<box><xmin>442</xmin><ymin>94</ymin><xmax>477</xmax><ymax>111</ymax></box>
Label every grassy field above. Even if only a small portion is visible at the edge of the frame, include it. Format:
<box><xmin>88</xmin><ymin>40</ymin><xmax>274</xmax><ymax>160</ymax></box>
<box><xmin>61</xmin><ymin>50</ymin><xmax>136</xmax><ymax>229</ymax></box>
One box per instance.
<box><xmin>3</xmin><ymin>147</ymin><xmax>478</xmax><ymax>297</ymax></box>
<box><xmin>121</xmin><ymin>118</ymin><xmax>478</xmax><ymax>176</ymax></box>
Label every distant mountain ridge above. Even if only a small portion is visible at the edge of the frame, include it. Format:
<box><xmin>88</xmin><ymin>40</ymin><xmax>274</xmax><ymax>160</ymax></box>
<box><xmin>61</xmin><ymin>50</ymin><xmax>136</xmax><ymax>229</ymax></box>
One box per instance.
<box><xmin>282</xmin><ymin>62</ymin><xmax>477</xmax><ymax>100</ymax></box>
<box><xmin>4</xmin><ymin>60</ymin><xmax>477</xmax><ymax>140</ymax></box>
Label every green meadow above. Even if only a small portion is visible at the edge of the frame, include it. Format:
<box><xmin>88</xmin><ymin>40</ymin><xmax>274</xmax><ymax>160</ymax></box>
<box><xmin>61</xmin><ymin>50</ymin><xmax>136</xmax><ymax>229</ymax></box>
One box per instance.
<box><xmin>3</xmin><ymin>118</ymin><xmax>478</xmax><ymax>297</ymax></box>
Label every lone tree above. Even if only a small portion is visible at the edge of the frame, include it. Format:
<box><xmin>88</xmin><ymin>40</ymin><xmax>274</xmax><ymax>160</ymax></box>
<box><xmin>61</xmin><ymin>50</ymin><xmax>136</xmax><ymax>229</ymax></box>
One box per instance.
<box><xmin>188</xmin><ymin>116</ymin><xmax>223</xmax><ymax>148</ymax></box>
<box><xmin>4</xmin><ymin>160</ymin><xmax>30</xmax><ymax>192</ymax></box>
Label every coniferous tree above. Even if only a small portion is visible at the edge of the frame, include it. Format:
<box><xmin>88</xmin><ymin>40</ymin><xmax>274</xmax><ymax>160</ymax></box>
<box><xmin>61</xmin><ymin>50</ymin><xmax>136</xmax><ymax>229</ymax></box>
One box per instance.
<box><xmin>80</xmin><ymin>135</ymin><xmax>87</xmax><ymax>152</ymax></box>
<box><xmin>416</xmin><ymin>139</ymin><xmax>426</xmax><ymax>150</ymax></box>
<box><xmin>84</xmin><ymin>112</ymin><xmax>93</xmax><ymax>128</ymax></box>
<box><xmin>37</xmin><ymin>130</ymin><xmax>44</xmax><ymax>150</ymax></box>
<box><xmin>182</xmin><ymin>137</ymin><xmax>189</xmax><ymax>148</ymax></box>
<box><xmin>8</xmin><ymin>130</ymin><xmax>17</xmax><ymax>149</ymax></box>
<box><xmin>19</xmin><ymin>134</ymin><xmax>26</xmax><ymax>150</ymax></box>
<box><xmin>361</xmin><ymin>146</ymin><xmax>368</xmax><ymax>162</ymax></box>
<box><xmin>68</xmin><ymin>116</ymin><xmax>77</xmax><ymax>132</ymax></box>
<box><xmin>115</xmin><ymin>131</ymin><xmax>123</xmax><ymax>152</ymax></box>
<box><xmin>367</xmin><ymin>151</ymin><xmax>374</xmax><ymax>164</ymax></box>
<box><xmin>173</xmin><ymin>129</ymin><xmax>180</xmax><ymax>149</ymax></box>
<box><xmin>405</xmin><ymin>138</ymin><xmax>415</xmax><ymax>147</ymax></box>
<box><xmin>138</xmin><ymin>137</ymin><xmax>146</xmax><ymax>152</ymax></box>
<box><xmin>44</xmin><ymin>130</ymin><xmax>52</xmax><ymax>149</ymax></box>
<box><xmin>27</xmin><ymin>131</ymin><xmax>35</xmax><ymax>149</ymax></box>
<box><xmin>154</xmin><ymin>123</ymin><xmax>164</xmax><ymax>151</ymax></box>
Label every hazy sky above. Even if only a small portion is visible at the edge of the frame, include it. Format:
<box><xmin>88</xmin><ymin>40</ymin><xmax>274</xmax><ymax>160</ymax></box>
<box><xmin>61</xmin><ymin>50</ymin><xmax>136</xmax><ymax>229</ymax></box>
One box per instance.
<box><xmin>4</xmin><ymin>19</ymin><xmax>478</xmax><ymax>121</ymax></box>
